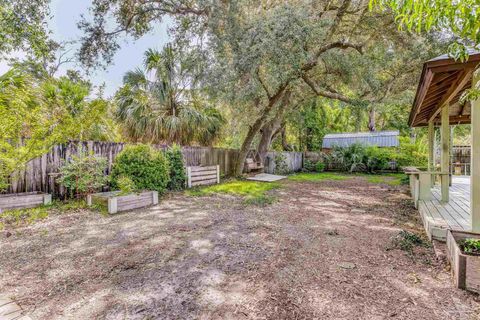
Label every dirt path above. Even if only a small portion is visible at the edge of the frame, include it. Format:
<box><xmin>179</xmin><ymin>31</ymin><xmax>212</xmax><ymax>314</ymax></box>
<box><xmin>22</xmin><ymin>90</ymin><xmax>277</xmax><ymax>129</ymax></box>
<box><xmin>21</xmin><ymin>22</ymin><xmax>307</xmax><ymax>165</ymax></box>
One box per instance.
<box><xmin>1</xmin><ymin>177</ymin><xmax>479</xmax><ymax>319</ymax></box>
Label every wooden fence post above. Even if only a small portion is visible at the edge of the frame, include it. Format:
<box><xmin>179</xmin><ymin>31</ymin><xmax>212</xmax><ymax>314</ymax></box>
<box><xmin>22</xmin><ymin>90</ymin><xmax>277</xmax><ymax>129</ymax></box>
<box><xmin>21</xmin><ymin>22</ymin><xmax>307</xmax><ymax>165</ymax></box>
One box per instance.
<box><xmin>187</xmin><ymin>166</ymin><xmax>192</xmax><ymax>188</ymax></box>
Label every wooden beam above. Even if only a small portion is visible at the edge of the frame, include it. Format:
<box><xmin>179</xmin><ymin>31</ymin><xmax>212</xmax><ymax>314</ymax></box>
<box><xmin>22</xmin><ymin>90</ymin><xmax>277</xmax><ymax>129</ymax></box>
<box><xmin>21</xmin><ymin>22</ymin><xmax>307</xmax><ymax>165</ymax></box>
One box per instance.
<box><xmin>441</xmin><ymin>104</ymin><xmax>450</xmax><ymax>202</ymax></box>
<box><xmin>444</xmin><ymin>115</ymin><xmax>471</xmax><ymax>123</ymax></box>
<box><xmin>410</xmin><ymin>70</ymin><xmax>433</xmax><ymax>125</ymax></box>
<box><xmin>428</xmin><ymin>68</ymin><xmax>474</xmax><ymax>122</ymax></box>
<box><xmin>428</xmin><ymin>74</ymin><xmax>460</xmax><ymax>95</ymax></box>
<box><xmin>471</xmin><ymin>70</ymin><xmax>480</xmax><ymax>232</ymax></box>
<box><xmin>413</xmin><ymin>115</ymin><xmax>471</xmax><ymax>127</ymax></box>
<box><xmin>459</xmin><ymin>101</ymin><xmax>468</xmax><ymax>116</ymax></box>
<box><xmin>423</xmin><ymin>86</ymin><xmax>455</xmax><ymax>105</ymax></box>
<box><xmin>431</xmin><ymin>71</ymin><xmax>457</xmax><ymax>86</ymax></box>
<box><xmin>428</xmin><ymin>120</ymin><xmax>435</xmax><ymax>187</ymax></box>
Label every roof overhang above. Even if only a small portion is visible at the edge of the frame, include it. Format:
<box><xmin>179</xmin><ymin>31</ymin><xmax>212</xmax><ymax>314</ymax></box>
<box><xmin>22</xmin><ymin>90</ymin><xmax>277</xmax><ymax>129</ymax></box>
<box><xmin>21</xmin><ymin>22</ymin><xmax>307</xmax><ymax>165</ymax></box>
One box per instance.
<box><xmin>409</xmin><ymin>51</ymin><xmax>480</xmax><ymax>127</ymax></box>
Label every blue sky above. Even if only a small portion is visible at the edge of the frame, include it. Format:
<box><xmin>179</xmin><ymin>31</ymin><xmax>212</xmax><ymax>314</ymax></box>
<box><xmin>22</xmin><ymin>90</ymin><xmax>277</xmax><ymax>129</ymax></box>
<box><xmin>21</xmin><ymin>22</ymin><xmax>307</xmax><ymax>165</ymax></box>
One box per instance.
<box><xmin>0</xmin><ymin>0</ymin><xmax>171</xmax><ymax>97</ymax></box>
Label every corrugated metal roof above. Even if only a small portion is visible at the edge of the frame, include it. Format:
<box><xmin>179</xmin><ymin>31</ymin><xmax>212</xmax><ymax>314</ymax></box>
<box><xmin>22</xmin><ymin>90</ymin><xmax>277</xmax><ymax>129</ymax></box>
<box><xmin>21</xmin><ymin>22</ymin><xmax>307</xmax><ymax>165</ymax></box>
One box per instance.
<box><xmin>322</xmin><ymin>130</ymin><xmax>399</xmax><ymax>148</ymax></box>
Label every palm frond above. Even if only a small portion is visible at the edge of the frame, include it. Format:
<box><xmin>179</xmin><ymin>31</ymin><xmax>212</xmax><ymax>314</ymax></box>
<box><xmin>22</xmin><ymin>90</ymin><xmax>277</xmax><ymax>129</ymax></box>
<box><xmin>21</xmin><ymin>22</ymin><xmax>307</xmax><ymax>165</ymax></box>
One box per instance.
<box><xmin>115</xmin><ymin>44</ymin><xmax>224</xmax><ymax>145</ymax></box>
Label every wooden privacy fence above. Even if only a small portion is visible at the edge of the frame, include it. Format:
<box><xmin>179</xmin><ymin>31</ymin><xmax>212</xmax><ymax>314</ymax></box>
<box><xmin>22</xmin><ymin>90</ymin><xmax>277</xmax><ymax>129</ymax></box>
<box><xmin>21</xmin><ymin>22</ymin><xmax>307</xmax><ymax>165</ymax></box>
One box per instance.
<box><xmin>264</xmin><ymin>152</ymin><xmax>303</xmax><ymax>174</ymax></box>
<box><xmin>434</xmin><ymin>145</ymin><xmax>471</xmax><ymax>175</ymax></box>
<box><xmin>451</xmin><ymin>146</ymin><xmax>470</xmax><ymax>175</ymax></box>
<box><xmin>7</xmin><ymin>141</ymin><xmax>304</xmax><ymax>198</ymax></box>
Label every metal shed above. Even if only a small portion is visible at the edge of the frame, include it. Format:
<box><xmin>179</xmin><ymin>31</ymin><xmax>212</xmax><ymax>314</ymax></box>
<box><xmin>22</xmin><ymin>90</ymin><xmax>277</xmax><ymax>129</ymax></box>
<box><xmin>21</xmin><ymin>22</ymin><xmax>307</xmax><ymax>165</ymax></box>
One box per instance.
<box><xmin>322</xmin><ymin>131</ymin><xmax>400</xmax><ymax>149</ymax></box>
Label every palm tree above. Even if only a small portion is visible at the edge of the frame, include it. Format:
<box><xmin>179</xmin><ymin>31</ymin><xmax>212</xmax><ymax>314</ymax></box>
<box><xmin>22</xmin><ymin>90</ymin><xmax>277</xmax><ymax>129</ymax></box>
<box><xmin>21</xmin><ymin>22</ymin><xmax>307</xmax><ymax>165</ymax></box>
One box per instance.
<box><xmin>115</xmin><ymin>44</ymin><xmax>223</xmax><ymax>145</ymax></box>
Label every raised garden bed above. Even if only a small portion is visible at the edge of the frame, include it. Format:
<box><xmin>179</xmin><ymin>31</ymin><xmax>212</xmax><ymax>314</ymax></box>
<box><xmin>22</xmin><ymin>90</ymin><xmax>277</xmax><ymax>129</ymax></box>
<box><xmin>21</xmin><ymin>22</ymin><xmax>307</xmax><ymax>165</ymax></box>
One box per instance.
<box><xmin>446</xmin><ymin>230</ymin><xmax>480</xmax><ymax>293</ymax></box>
<box><xmin>0</xmin><ymin>192</ymin><xmax>52</xmax><ymax>213</ymax></box>
<box><xmin>87</xmin><ymin>191</ymin><xmax>158</xmax><ymax>214</ymax></box>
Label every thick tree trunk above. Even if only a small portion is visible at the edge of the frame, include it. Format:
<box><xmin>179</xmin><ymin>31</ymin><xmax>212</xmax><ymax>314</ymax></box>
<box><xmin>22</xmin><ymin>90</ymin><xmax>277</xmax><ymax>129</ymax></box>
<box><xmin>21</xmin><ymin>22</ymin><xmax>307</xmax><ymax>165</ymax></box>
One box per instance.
<box><xmin>257</xmin><ymin>123</ymin><xmax>276</xmax><ymax>164</ymax></box>
<box><xmin>368</xmin><ymin>106</ymin><xmax>376</xmax><ymax>132</ymax></box>
<box><xmin>280</xmin><ymin>126</ymin><xmax>293</xmax><ymax>151</ymax></box>
<box><xmin>256</xmin><ymin>91</ymin><xmax>292</xmax><ymax>164</ymax></box>
<box><xmin>233</xmin><ymin>87</ymin><xmax>287</xmax><ymax>176</ymax></box>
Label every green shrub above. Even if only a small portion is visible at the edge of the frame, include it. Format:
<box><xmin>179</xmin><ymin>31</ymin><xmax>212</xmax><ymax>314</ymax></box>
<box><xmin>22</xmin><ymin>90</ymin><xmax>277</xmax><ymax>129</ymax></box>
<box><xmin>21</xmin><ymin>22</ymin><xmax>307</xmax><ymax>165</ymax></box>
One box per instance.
<box><xmin>400</xmin><ymin>175</ymin><xmax>410</xmax><ymax>185</ymax></box>
<box><xmin>329</xmin><ymin>144</ymin><xmax>397</xmax><ymax>173</ymax></box>
<box><xmin>166</xmin><ymin>144</ymin><xmax>186</xmax><ymax>190</ymax></box>
<box><xmin>274</xmin><ymin>153</ymin><xmax>290</xmax><ymax>175</ymax></box>
<box><xmin>111</xmin><ymin>144</ymin><xmax>170</xmax><ymax>194</ymax></box>
<box><xmin>315</xmin><ymin>162</ymin><xmax>325</xmax><ymax>172</ymax></box>
<box><xmin>330</xmin><ymin>143</ymin><xmax>367</xmax><ymax>172</ymax></box>
<box><xmin>460</xmin><ymin>238</ymin><xmax>480</xmax><ymax>255</ymax></box>
<box><xmin>365</xmin><ymin>146</ymin><xmax>395</xmax><ymax>173</ymax></box>
<box><xmin>303</xmin><ymin>160</ymin><xmax>325</xmax><ymax>173</ymax></box>
<box><xmin>396</xmin><ymin>136</ymin><xmax>428</xmax><ymax>167</ymax></box>
<box><xmin>58</xmin><ymin>153</ymin><xmax>109</xmax><ymax>197</ymax></box>
<box><xmin>303</xmin><ymin>159</ymin><xmax>316</xmax><ymax>172</ymax></box>
<box><xmin>117</xmin><ymin>176</ymin><xmax>136</xmax><ymax>195</ymax></box>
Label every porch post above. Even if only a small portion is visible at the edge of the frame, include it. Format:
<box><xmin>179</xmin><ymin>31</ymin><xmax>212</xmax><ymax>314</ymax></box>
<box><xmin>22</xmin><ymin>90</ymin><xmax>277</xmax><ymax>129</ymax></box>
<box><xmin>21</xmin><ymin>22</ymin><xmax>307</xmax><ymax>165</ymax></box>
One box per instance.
<box><xmin>471</xmin><ymin>70</ymin><xmax>480</xmax><ymax>232</ymax></box>
<box><xmin>441</xmin><ymin>103</ymin><xmax>450</xmax><ymax>202</ymax></box>
<box><xmin>428</xmin><ymin>120</ymin><xmax>435</xmax><ymax>186</ymax></box>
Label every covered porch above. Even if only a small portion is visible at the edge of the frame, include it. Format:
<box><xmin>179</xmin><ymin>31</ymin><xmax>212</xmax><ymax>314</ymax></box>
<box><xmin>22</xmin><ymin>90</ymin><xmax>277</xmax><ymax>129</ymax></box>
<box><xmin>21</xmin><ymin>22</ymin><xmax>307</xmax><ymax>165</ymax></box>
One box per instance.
<box><xmin>408</xmin><ymin>51</ymin><xmax>480</xmax><ymax>241</ymax></box>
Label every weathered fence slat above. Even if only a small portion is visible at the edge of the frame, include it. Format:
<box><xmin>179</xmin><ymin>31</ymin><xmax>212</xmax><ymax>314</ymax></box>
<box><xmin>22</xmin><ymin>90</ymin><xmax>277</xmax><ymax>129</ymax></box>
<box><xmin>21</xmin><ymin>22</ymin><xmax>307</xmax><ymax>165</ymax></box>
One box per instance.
<box><xmin>6</xmin><ymin>141</ymin><xmax>304</xmax><ymax>197</ymax></box>
<box><xmin>187</xmin><ymin>165</ymin><xmax>220</xmax><ymax>188</ymax></box>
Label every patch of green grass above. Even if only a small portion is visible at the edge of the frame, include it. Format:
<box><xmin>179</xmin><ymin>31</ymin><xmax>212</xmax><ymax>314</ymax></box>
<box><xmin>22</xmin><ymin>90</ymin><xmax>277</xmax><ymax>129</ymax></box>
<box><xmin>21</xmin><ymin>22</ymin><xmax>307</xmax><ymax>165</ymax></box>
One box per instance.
<box><xmin>187</xmin><ymin>180</ymin><xmax>280</xmax><ymax>206</ymax></box>
<box><xmin>243</xmin><ymin>194</ymin><xmax>277</xmax><ymax>206</ymax></box>
<box><xmin>0</xmin><ymin>199</ymin><xmax>104</xmax><ymax>229</ymax></box>
<box><xmin>288</xmin><ymin>172</ymin><xmax>351</xmax><ymax>182</ymax></box>
<box><xmin>0</xmin><ymin>206</ymin><xmax>50</xmax><ymax>227</ymax></box>
<box><xmin>187</xmin><ymin>180</ymin><xmax>280</xmax><ymax>197</ymax></box>
<box><xmin>363</xmin><ymin>173</ymin><xmax>406</xmax><ymax>186</ymax></box>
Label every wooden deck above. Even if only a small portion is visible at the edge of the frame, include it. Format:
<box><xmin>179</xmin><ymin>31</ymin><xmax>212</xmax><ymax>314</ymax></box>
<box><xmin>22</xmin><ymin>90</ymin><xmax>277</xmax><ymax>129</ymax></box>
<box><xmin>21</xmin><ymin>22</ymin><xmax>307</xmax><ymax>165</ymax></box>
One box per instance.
<box><xmin>418</xmin><ymin>176</ymin><xmax>471</xmax><ymax>241</ymax></box>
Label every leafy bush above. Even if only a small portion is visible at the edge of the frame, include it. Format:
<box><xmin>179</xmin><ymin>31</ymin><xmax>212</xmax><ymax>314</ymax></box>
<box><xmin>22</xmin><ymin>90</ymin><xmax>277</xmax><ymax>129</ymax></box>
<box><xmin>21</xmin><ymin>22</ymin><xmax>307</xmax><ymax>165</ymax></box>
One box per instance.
<box><xmin>117</xmin><ymin>176</ymin><xmax>137</xmax><ymax>195</ymax></box>
<box><xmin>303</xmin><ymin>159</ymin><xmax>326</xmax><ymax>172</ymax></box>
<box><xmin>365</xmin><ymin>146</ymin><xmax>395</xmax><ymax>173</ymax></box>
<box><xmin>303</xmin><ymin>159</ymin><xmax>317</xmax><ymax>172</ymax></box>
<box><xmin>274</xmin><ymin>153</ymin><xmax>290</xmax><ymax>175</ymax></box>
<box><xmin>166</xmin><ymin>144</ymin><xmax>186</xmax><ymax>190</ymax></box>
<box><xmin>328</xmin><ymin>143</ymin><xmax>397</xmax><ymax>173</ymax></box>
<box><xmin>460</xmin><ymin>238</ymin><xmax>480</xmax><ymax>255</ymax></box>
<box><xmin>330</xmin><ymin>143</ymin><xmax>368</xmax><ymax>172</ymax></box>
<box><xmin>58</xmin><ymin>153</ymin><xmax>109</xmax><ymax>197</ymax></box>
<box><xmin>315</xmin><ymin>162</ymin><xmax>326</xmax><ymax>172</ymax></box>
<box><xmin>396</xmin><ymin>136</ymin><xmax>428</xmax><ymax>167</ymax></box>
<box><xmin>111</xmin><ymin>144</ymin><xmax>170</xmax><ymax>194</ymax></box>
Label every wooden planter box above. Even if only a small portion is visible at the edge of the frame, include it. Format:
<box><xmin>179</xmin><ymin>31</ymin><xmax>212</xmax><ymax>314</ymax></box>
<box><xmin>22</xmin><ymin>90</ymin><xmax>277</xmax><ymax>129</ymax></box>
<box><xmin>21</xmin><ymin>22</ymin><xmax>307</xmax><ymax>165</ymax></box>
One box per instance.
<box><xmin>0</xmin><ymin>192</ymin><xmax>52</xmax><ymax>213</ymax></box>
<box><xmin>87</xmin><ymin>191</ymin><xmax>158</xmax><ymax>214</ymax></box>
<box><xmin>447</xmin><ymin>230</ymin><xmax>480</xmax><ymax>293</ymax></box>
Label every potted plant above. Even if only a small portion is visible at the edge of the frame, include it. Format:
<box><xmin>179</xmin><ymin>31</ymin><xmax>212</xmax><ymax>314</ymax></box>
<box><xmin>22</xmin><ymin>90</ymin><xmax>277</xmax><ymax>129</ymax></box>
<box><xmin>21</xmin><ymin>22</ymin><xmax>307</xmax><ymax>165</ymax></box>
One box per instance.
<box><xmin>446</xmin><ymin>230</ymin><xmax>480</xmax><ymax>293</ymax></box>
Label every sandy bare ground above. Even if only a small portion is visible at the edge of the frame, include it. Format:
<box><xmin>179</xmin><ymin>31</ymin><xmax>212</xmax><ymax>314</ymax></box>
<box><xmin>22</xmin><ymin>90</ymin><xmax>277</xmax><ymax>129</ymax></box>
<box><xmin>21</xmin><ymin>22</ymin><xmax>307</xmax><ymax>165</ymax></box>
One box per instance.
<box><xmin>1</xmin><ymin>177</ymin><xmax>479</xmax><ymax>319</ymax></box>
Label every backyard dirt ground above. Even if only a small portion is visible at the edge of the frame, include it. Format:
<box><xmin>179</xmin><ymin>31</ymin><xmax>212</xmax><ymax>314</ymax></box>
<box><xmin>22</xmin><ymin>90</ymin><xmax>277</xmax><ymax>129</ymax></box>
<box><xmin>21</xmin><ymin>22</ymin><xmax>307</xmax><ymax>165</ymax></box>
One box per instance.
<box><xmin>1</xmin><ymin>176</ymin><xmax>480</xmax><ymax>319</ymax></box>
